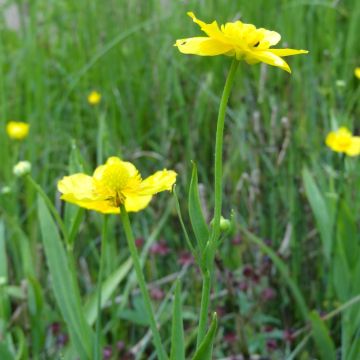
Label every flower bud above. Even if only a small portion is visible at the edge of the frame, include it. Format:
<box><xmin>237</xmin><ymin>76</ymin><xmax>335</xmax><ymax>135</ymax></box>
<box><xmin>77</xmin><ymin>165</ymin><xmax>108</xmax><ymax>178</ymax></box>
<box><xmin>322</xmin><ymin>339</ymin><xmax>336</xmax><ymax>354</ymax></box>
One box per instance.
<box><xmin>210</xmin><ymin>216</ymin><xmax>231</xmax><ymax>232</ymax></box>
<box><xmin>13</xmin><ymin>161</ymin><xmax>31</xmax><ymax>177</ymax></box>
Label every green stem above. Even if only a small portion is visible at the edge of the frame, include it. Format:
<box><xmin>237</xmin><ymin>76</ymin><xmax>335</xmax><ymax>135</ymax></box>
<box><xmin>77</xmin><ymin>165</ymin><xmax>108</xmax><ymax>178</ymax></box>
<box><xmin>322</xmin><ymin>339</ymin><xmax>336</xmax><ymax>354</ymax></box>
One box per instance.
<box><xmin>119</xmin><ymin>204</ymin><xmax>168</xmax><ymax>360</ymax></box>
<box><xmin>196</xmin><ymin>270</ymin><xmax>210</xmax><ymax>348</ymax></box>
<box><xmin>196</xmin><ymin>59</ymin><xmax>239</xmax><ymax>348</ymax></box>
<box><xmin>211</xmin><ymin>58</ymin><xmax>239</xmax><ymax>245</ymax></box>
<box><xmin>94</xmin><ymin>216</ymin><xmax>108</xmax><ymax>360</ymax></box>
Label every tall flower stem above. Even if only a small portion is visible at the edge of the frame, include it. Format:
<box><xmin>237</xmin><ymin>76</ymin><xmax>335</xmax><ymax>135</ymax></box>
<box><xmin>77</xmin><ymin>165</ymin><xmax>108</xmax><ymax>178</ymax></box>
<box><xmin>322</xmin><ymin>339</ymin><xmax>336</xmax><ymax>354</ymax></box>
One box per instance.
<box><xmin>119</xmin><ymin>204</ymin><xmax>168</xmax><ymax>360</ymax></box>
<box><xmin>211</xmin><ymin>58</ymin><xmax>239</xmax><ymax>246</ymax></box>
<box><xmin>95</xmin><ymin>215</ymin><xmax>108</xmax><ymax>360</ymax></box>
<box><xmin>197</xmin><ymin>58</ymin><xmax>239</xmax><ymax>348</ymax></box>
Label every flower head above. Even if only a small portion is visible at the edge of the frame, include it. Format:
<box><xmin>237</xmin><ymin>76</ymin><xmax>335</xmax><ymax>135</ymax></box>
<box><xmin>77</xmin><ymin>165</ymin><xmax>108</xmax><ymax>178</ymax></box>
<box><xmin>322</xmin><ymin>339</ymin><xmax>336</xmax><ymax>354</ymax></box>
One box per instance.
<box><xmin>175</xmin><ymin>12</ymin><xmax>308</xmax><ymax>73</ymax></box>
<box><xmin>326</xmin><ymin>127</ymin><xmax>360</xmax><ymax>156</ymax></box>
<box><xmin>87</xmin><ymin>91</ymin><xmax>101</xmax><ymax>105</ymax></box>
<box><xmin>58</xmin><ymin>156</ymin><xmax>177</xmax><ymax>214</ymax></box>
<box><xmin>6</xmin><ymin>121</ymin><xmax>30</xmax><ymax>140</ymax></box>
<box><xmin>355</xmin><ymin>67</ymin><xmax>360</xmax><ymax>79</ymax></box>
<box><xmin>13</xmin><ymin>161</ymin><xmax>32</xmax><ymax>177</ymax></box>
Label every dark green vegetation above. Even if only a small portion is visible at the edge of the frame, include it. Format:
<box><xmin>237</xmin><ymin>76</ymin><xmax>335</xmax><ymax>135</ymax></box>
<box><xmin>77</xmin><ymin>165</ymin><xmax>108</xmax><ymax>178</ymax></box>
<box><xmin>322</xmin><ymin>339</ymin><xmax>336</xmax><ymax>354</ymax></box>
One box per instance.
<box><xmin>1</xmin><ymin>0</ymin><xmax>360</xmax><ymax>359</ymax></box>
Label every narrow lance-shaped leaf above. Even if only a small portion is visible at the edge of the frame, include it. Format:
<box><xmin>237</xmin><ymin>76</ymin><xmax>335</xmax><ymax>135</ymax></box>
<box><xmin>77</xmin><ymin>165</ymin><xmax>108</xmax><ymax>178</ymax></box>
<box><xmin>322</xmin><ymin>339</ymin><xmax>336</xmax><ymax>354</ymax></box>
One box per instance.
<box><xmin>192</xmin><ymin>313</ymin><xmax>218</xmax><ymax>360</ymax></box>
<box><xmin>309</xmin><ymin>311</ymin><xmax>336</xmax><ymax>360</ymax></box>
<box><xmin>189</xmin><ymin>162</ymin><xmax>209</xmax><ymax>251</ymax></box>
<box><xmin>37</xmin><ymin>196</ymin><xmax>94</xmax><ymax>360</ymax></box>
<box><xmin>302</xmin><ymin>167</ymin><xmax>333</xmax><ymax>262</ymax></box>
<box><xmin>170</xmin><ymin>280</ymin><xmax>185</xmax><ymax>360</ymax></box>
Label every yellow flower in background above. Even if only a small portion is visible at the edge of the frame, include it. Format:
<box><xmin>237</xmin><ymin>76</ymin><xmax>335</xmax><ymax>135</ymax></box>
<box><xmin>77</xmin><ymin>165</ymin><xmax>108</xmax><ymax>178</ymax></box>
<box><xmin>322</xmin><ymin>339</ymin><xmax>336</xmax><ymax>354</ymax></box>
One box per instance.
<box><xmin>58</xmin><ymin>157</ymin><xmax>177</xmax><ymax>214</ymax></box>
<box><xmin>175</xmin><ymin>12</ymin><xmax>308</xmax><ymax>73</ymax></box>
<box><xmin>326</xmin><ymin>127</ymin><xmax>360</xmax><ymax>156</ymax></box>
<box><xmin>355</xmin><ymin>67</ymin><xmax>360</xmax><ymax>79</ymax></box>
<box><xmin>6</xmin><ymin>121</ymin><xmax>30</xmax><ymax>140</ymax></box>
<box><xmin>87</xmin><ymin>91</ymin><xmax>101</xmax><ymax>105</ymax></box>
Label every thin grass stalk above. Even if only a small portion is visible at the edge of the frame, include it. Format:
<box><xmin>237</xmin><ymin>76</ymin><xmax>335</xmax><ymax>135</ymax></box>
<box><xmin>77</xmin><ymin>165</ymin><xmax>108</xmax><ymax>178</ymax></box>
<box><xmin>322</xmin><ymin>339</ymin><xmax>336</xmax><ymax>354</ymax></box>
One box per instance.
<box><xmin>119</xmin><ymin>204</ymin><xmax>168</xmax><ymax>360</ymax></box>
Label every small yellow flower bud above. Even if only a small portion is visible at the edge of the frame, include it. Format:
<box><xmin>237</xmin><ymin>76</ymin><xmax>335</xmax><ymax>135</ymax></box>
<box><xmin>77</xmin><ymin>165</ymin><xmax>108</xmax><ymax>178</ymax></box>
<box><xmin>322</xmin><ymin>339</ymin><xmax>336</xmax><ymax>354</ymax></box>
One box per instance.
<box><xmin>6</xmin><ymin>121</ymin><xmax>30</xmax><ymax>140</ymax></box>
<box><xmin>13</xmin><ymin>161</ymin><xmax>31</xmax><ymax>177</ymax></box>
<box><xmin>87</xmin><ymin>91</ymin><xmax>101</xmax><ymax>105</ymax></box>
<box><xmin>355</xmin><ymin>67</ymin><xmax>360</xmax><ymax>79</ymax></box>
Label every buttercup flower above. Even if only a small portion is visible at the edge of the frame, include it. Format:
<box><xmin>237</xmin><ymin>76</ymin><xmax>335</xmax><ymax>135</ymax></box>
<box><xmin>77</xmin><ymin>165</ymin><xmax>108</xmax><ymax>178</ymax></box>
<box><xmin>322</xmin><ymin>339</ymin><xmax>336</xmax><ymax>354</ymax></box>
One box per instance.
<box><xmin>175</xmin><ymin>12</ymin><xmax>308</xmax><ymax>73</ymax></box>
<box><xmin>87</xmin><ymin>91</ymin><xmax>101</xmax><ymax>105</ymax></box>
<box><xmin>6</xmin><ymin>121</ymin><xmax>30</xmax><ymax>140</ymax></box>
<box><xmin>58</xmin><ymin>157</ymin><xmax>177</xmax><ymax>213</ymax></box>
<box><xmin>355</xmin><ymin>67</ymin><xmax>360</xmax><ymax>79</ymax></box>
<box><xmin>325</xmin><ymin>127</ymin><xmax>360</xmax><ymax>156</ymax></box>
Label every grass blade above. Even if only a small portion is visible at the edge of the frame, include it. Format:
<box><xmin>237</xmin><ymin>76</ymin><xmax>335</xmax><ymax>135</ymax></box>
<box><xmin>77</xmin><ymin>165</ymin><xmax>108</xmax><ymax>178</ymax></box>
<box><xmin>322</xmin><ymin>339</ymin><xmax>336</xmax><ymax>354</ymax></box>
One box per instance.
<box><xmin>37</xmin><ymin>196</ymin><xmax>94</xmax><ymax>359</ymax></box>
<box><xmin>309</xmin><ymin>311</ymin><xmax>336</xmax><ymax>360</ymax></box>
<box><xmin>189</xmin><ymin>162</ymin><xmax>209</xmax><ymax>251</ymax></box>
<box><xmin>302</xmin><ymin>167</ymin><xmax>333</xmax><ymax>262</ymax></box>
<box><xmin>170</xmin><ymin>280</ymin><xmax>185</xmax><ymax>360</ymax></box>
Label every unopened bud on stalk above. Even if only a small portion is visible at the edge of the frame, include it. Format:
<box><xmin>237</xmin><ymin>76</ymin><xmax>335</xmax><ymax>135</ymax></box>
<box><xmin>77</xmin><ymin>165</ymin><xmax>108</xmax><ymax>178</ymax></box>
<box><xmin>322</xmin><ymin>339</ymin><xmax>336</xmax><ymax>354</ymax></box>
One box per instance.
<box><xmin>210</xmin><ymin>216</ymin><xmax>231</xmax><ymax>232</ymax></box>
<box><xmin>13</xmin><ymin>161</ymin><xmax>31</xmax><ymax>177</ymax></box>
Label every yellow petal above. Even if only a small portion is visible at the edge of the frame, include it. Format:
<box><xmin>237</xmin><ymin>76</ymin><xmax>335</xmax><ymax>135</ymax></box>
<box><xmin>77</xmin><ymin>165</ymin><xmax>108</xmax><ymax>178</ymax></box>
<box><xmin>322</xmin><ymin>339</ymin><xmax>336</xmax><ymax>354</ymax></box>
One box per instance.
<box><xmin>258</xmin><ymin>29</ymin><xmax>281</xmax><ymax>46</ymax></box>
<box><xmin>355</xmin><ymin>67</ymin><xmax>360</xmax><ymax>79</ymax></box>
<box><xmin>58</xmin><ymin>174</ymin><xmax>95</xmax><ymax>200</ymax></box>
<box><xmin>187</xmin><ymin>12</ymin><xmax>224</xmax><ymax>41</ymax></box>
<box><xmin>325</xmin><ymin>132</ymin><xmax>337</xmax><ymax>148</ymax></box>
<box><xmin>61</xmin><ymin>196</ymin><xmax>120</xmax><ymax>214</ymax></box>
<box><xmin>346</xmin><ymin>137</ymin><xmax>360</xmax><ymax>156</ymax></box>
<box><xmin>175</xmin><ymin>37</ymin><xmax>233</xmax><ymax>56</ymax></box>
<box><xmin>267</xmin><ymin>48</ymin><xmax>309</xmax><ymax>57</ymax></box>
<box><xmin>246</xmin><ymin>50</ymin><xmax>291</xmax><ymax>73</ymax></box>
<box><xmin>138</xmin><ymin>170</ymin><xmax>177</xmax><ymax>196</ymax></box>
<box><xmin>124</xmin><ymin>195</ymin><xmax>152</xmax><ymax>212</ymax></box>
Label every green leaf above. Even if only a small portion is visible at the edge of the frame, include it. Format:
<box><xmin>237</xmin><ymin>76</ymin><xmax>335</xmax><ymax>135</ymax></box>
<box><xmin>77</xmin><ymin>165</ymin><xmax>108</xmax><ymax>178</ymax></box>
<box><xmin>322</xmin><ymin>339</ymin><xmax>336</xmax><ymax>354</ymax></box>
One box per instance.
<box><xmin>302</xmin><ymin>167</ymin><xmax>333</xmax><ymax>262</ymax></box>
<box><xmin>192</xmin><ymin>313</ymin><xmax>217</xmax><ymax>360</ymax></box>
<box><xmin>118</xmin><ymin>297</ymin><xmax>149</xmax><ymax>326</ymax></box>
<box><xmin>333</xmin><ymin>245</ymin><xmax>350</xmax><ymax>301</ymax></box>
<box><xmin>309</xmin><ymin>311</ymin><xmax>336</xmax><ymax>360</ymax></box>
<box><xmin>37</xmin><ymin>196</ymin><xmax>94</xmax><ymax>360</ymax></box>
<box><xmin>84</xmin><ymin>258</ymin><xmax>132</xmax><ymax>326</ymax></box>
<box><xmin>337</xmin><ymin>201</ymin><xmax>359</xmax><ymax>270</ymax></box>
<box><xmin>189</xmin><ymin>163</ymin><xmax>209</xmax><ymax>251</ymax></box>
<box><xmin>0</xmin><ymin>221</ymin><xmax>7</xmax><ymax>281</ymax></box>
<box><xmin>0</xmin><ymin>342</ymin><xmax>13</xmax><ymax>360</ymax></box>
<box><xmin>170</xmin><ymin>280</ymin><xmax>185</xmax><ymax>360</ymax></box>
<box><xmin>0</xmin><ymin>220</ymin><xmax>10</xmax><ymax>326</ymax></box>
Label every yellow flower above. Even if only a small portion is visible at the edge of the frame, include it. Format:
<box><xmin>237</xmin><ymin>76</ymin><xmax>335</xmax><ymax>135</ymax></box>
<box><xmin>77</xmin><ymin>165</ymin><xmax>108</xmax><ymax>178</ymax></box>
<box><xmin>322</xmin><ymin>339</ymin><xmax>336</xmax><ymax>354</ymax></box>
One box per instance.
<box><xmin>325</xmin><ymin>127</ymin><xmax>360</xmax><ymax>156</ymax></box>
<box><xmin>6</xmin><ymin>121</ymin><xmax>30</xmax><ymax>140</ymax></box>
<box><xmin>87</xmin><ymin>91</ymin><xmax>101</xmax><ymax>105</ymax></box>
<box><xmin>58</xmin><ymin>157</ymin><xmax>177</xmax><ymax>214</ymax></box>
<box><xmin>175</xmin><ymin>12</ymin><xmax>308</xmax><ymax>73</ymax></box>
<box><xmin>355</xmin><ymin>67</ymin><xmax>360</xmax><ymax>79</ymax></box>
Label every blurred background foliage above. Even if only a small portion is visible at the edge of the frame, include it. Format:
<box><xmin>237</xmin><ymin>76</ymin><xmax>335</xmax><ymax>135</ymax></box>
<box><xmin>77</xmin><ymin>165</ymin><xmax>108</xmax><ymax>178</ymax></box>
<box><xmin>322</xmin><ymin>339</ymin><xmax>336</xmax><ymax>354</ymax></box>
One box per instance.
<box><xmin>0</xmin><ymin>0</ymin><xmax>360</xmax><ymax>359</ymax></box>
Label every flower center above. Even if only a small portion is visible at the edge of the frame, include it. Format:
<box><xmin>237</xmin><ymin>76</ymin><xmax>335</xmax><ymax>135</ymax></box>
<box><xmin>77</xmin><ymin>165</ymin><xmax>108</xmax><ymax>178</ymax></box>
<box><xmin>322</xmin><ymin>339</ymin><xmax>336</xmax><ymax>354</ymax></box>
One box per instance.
<box><xmin>101</xmin><ymin>163</ymin><xmax>130</xmax><ymax>192</ymax></box>
<box><xmin>222</xmin><ymin>22</ymin><xmax>264</xmax><ymax>49</ymax></box>
<box><xmin>337</xmin><ymin>134</ymin><xmax>352</xmax><ymax>149</ymax></box>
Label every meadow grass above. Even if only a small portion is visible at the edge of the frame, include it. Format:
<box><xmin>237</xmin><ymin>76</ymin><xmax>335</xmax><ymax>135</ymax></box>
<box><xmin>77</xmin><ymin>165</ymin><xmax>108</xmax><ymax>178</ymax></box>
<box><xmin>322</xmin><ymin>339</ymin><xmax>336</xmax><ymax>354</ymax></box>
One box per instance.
<box><xmin>0</xmin><ymin>0</ymin><xmax>360</xmax><ymax>359</ymax></box>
